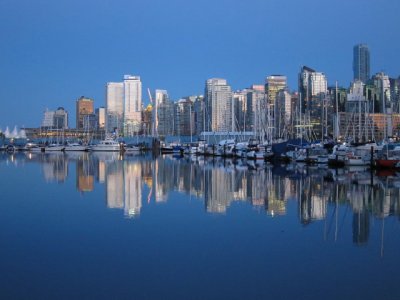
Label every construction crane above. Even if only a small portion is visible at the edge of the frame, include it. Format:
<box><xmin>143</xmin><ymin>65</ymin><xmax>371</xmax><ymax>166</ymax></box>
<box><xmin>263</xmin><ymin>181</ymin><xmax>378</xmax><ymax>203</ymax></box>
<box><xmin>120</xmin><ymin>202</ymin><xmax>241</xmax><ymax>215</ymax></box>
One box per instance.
<box><xmin>147</xmin><ymin>88</ymin><xmax>157</xmax><ymax>136</ymax></box>
<box><xmin>147</xmin><ymin>88</ymin><xmax>153</xmax><ymax>104</ymax></box>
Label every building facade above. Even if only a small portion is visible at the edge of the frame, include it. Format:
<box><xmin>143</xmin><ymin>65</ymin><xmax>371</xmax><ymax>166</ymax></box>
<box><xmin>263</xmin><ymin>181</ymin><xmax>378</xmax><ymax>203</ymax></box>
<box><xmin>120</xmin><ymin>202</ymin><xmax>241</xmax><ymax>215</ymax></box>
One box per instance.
<box><xmin>106</xmin><ymin>82</ymin><xmax>124</xmax><ymax>134</ymax></box>
<box><xmin>205</xmin><ymin>78</ymin><xmax>233</xmax><ymax>132</ymax></box>
<box><xmin>265</xmin><ymin>75</ymin><xmax>287</xmax><ymax>107</ymax></box>
<box><xmin>233</xmin><ymin>90</ymin><xmax>248</xmax><ymax>132</ymax></box>
<box><xmin>191</xmin><ymin>96</ymin><xmax>205</xmax><ymax>136</ymax></box>
<box><xmin>298</xmin><ymin>66</ymin><xmax>328</xmax><ymax>138</ymax></box>
<box><xmin>246</xmin><ymin>85</ymin><xmax>266</xmax><ymax>133</ymax></box>
<box><xmin>42</xmin><ymin>107</ymin><xmax>68</xmax><ymax>129</ymax></box>
<box><xmin>157</xmin><ymin>91</ymin><xmax>174</xmax><ymax>136</ymax></box>
<box><xmin>174</xmin><ymin>99</ymin><xmax>193</xmax><ymax>136</ymax></box>
<box><xmin>76</xmin><ymin>96</ymin><xmax>94</xmax><ymax>129</ymax></box>
<box><xmin>123</xmin><ymin>75</ymin><xmax>142</xmax><ymax>136</ymax></box>
<box><xmin>275</xmin><ymin>90</ymin><xmax>292</xmax><ymax>139</ymax></box>
<box><xmin>95</xmin><ymin>107</ymin><xmax>106</xmax><ymax>129</ymax></box>
<box><xmin>154</xmin><ymin>90</ymin><xmax>169</xmax><ymax>136</ymax></box>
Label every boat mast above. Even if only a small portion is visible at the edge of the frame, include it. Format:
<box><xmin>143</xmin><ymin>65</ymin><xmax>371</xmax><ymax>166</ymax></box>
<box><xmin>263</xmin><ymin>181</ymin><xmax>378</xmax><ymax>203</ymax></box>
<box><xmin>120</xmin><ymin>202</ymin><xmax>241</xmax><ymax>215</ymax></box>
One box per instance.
<box><xmin>190</xmin><ymin>101</ymin><xmax>193</xmax><ymax>143</ymax></box>
<box><xmin>383</xmin><ymin>79</ymin><xmax>387</xmax><ymax>141</ymax></box>
<box><xmin>335</xmin><ymin>81</ymin><xmax>339</xmax><ymax>141</ymax></box>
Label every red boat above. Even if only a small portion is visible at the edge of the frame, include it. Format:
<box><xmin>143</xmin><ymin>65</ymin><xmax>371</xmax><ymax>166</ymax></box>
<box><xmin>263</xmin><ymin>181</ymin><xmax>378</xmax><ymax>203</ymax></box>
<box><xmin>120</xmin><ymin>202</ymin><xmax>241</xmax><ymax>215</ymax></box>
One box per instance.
<box><xmin>375</xmin><ymin>158</ymin><xmax>400</xmax><ymax>168</ymax></box>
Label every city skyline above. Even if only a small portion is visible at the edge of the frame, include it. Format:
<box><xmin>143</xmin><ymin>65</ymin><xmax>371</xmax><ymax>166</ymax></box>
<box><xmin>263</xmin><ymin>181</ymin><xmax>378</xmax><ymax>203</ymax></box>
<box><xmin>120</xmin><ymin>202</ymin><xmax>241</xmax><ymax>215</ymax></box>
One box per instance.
<box><xmin>1</xmin><ymin>0</ymin><xmax>399</xmax><ymax>128</ymax></box>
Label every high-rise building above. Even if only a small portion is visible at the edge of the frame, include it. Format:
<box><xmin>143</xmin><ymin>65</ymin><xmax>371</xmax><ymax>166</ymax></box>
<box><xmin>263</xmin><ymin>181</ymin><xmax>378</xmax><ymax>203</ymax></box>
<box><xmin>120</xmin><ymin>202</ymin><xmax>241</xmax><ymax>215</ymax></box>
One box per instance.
<box><xmin>265</xmin><ymin>75</ymin><xmax>287</xmax><ymax>107</ymax></box>
<box><xmin>205</xmin><ymin>78</ymin><xmax>233</xmax><ymax>132</ymax></box>
<box><xmin>155</xmin><ymin>90</ymin><xmax>174</xmax><ymax>136</ymax></box>
<box><xmin>233</xmin><ymin>90</ymin><xmax>248</xmax><ymax>132</ymax></box>
<box><xmin>42</xmin><ymin>109</ymin><xmax>55</xmax><ymax>128</ymax></box>
<box><xmin>299</xmin><ymin>66</ymin><xmax>328</xmax><ymax>110</ymax></box>
<box><xmin>390</xmin><ymin>77</ymin><xmax>400</xmax><ymax>113</ymax></box>
<box><xmin>142</xmin><ymin>104</ymin><xmax>153</xmax><ymax>136</ymax></box>
<box><xmin>174</xmin><ymin>99</ymin><xmax>193</xmax><ymax>136</ymax></box>
<box><xmin>373</xmin><ymin>72</ymin><xmax>392</xmax><ymax>137</ymax></box>
<box><xmin>95</xmin><ymin>107</ymin><xmax>106</xmax><ymax>129</ymax></box>
<box><xmin>192</xmin><ymin>96</ymin><xmax>205</xmax><ymax>135</ymax></box>
<box><xmin>345</xmin><ymin>80</ymin><xmax>371</xmax><ymax>142</ymax></box>
<box><xmin>154</xmin><ymin>90</ymin><xmax>169</xmax><ymax>136</ymax></box>
<box><xmin>246</xmin><ymin>85</ymin><xmax>266</xmax><ymax>132</ymax></box>
<box><xmin>42</xmin><ymin>107</ymin><xmax>68</xmax><ymax>129</ymax></box>
<box><xmin>298</xmin><ymin>66</ymin><xmax>328</xmax><ymax>138</ymax></box>
<box><xmin>54</xmin><ymin>107</ymin><xmax>68</xmax><ymax>129</ymax></box>
<box><xmin>275</xmin><ymin>90</ymin><xmax>292</xmax><ymax>138</ymax></box>
<box><xmin>123</xmin><ymin>75</ymin><xmax>142</xmax><ymax>136</ymax></box>
<box><xmin>106</xmin><ymin>82</ymin><xmax>124</xmax><ymax>134</ymax></box>
<box><xmin>76</xmin><ymin>96</ymin><xmax>94</xmax><ymax>129</ymax></box>
<box><xmin>353</xmin><ymin>44</ymin><xmax>370</xmax><ymax>83</ymax></box>
<box><xmin>373</xmin><ymin>72</ymin><xmax>391</xmax><ymax>112</ymax></box>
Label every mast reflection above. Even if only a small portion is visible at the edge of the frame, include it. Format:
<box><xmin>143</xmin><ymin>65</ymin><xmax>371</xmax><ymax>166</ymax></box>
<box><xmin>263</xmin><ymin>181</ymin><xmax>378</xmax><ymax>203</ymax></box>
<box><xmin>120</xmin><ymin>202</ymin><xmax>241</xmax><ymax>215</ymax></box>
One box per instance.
<box><xmin>6</xmin><ymin>151</ymin><xmax>400</xmax><ymax>248</ymax></box>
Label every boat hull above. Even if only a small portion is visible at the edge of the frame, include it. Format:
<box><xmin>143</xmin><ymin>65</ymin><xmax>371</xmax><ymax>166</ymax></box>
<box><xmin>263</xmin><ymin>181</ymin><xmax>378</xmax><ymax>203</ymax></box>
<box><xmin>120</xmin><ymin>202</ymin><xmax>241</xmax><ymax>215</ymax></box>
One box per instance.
<box><xmin>375</xmin><ymin>159</ymin><xmax>400</xmax><ymax>168</ymax></box>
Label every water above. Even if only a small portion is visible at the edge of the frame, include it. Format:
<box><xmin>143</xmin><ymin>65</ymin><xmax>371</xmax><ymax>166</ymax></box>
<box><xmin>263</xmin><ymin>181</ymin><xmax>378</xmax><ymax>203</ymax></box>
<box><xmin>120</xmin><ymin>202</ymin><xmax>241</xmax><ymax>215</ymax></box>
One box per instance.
<box><xmin>0</xmin><ymin>152</ymin><xmax>399</xmax><ymax>299</ymax></box>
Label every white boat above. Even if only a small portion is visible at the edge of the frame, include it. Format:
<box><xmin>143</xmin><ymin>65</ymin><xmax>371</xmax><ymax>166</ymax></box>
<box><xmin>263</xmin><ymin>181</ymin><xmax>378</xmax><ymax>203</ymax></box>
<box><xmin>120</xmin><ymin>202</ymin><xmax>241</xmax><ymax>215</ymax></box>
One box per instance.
<box><xmin>64</xmin><ymin>142</ymin><xmax>89</xmax><ymax>152</ymax></box>
<box><xmin>345</xmin><ymin>154</ymin><xmax>368</xmax><ymax>166</ymax></box>
<box><xmin>247</xmin><ymin>143</ymin><xmax>272</xmax><ymax>160</ymax></box>
<box><xmin>183</xmin><ymin>143</ymin><xmax>200</xmax><ymax>155</ymax></box>
<box><xmin>317</xmin><ymin>155</ymin><xmax>329</xmax><ymax>164</ymax></box>
<box><xmin>44</xmin><ymin>144</ymin><xmax>65</xmax><ymax>152</ymax></box>
<box><xmin>197</xmin><ymin>141</ymin><xmax>208</xmax><ymax>155</ymax></box>
<box><xmin>247</xmin><ymin>150</ymin><xmax>265</xmax><ymax>160</ymax></box>
<box><xmin>125</xmin><ymin>144</ymin><xmax>141</xmax><ymax>153</ymax></box>
<box><xmin>216</xmin><ymin>139</ymin><xmax>236</xmax><ymax>157</ymax></box>
<box><xmin>29</xmin><ymin>145</ymin><xmax>44</xmax><ymax>152</ymax></box>
<box><xmin>184</xmin><ymin>146</ymin><xmax>199</xmax><ymax>155</ymax></box>
<box><xmin>90</xmin><ymin>138</ymin><xmax>122</xmax><ymax>152</ymax></box>
<box><xmin>234</xmin><ymin>142</ymin><xmax>249</xmax><ymax>158</ymax></box>
<box><xmin>26</xmin><ymin>142</ymin><xmax>44</xmax><ymax>152</ymax></box>
<box><xmin>328</xmin><ymin>144</ymin><xmax>353</xmax><ymax>167</ymax></box>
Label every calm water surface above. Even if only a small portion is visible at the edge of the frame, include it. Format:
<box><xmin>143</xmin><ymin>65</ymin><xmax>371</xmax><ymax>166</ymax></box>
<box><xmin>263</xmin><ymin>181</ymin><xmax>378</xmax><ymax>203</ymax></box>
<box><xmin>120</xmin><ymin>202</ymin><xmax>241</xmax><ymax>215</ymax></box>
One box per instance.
<box><xmin>0</xmin><ymin>152</ymin><xmax>399</xmax><ymax>299</ymax></box>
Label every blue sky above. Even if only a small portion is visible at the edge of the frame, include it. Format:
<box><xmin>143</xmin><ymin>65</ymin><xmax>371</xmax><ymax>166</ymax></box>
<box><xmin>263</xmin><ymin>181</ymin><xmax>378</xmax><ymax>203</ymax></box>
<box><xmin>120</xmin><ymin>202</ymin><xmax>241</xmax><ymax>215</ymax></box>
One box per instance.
<box><xmin>0</xmin><ymin>0</ymin><xmax>399</xmax><ymax>128</ymax></box>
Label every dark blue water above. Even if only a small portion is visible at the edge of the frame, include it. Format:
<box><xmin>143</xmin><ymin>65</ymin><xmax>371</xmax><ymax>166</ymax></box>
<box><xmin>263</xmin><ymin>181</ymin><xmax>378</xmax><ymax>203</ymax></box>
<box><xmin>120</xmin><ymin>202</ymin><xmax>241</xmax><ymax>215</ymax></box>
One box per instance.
<box><xmin>0</xmin><ymin>152</ymin><xmax>399</xmax><ymax>299</ymax></box>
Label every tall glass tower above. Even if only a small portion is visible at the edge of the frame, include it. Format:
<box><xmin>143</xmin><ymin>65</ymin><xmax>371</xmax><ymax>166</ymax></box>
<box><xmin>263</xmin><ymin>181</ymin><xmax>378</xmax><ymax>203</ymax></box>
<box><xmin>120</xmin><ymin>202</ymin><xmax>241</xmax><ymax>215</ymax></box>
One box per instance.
<box><xmin>353</xmin><ymin>44</ymin><xmax>370</xmax><ymax>83</ymax></box>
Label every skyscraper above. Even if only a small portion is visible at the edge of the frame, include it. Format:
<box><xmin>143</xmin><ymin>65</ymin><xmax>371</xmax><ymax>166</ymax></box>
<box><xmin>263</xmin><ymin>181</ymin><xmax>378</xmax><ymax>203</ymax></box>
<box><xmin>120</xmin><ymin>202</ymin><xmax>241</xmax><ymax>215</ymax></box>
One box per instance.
<box><xmin>174</xmin><ymin>98</ymin><xmax>193</xmax><ymax>136</ymax></box>
<box><xmin>246</xmin><ymin>85</ymin><xmax>266</xmax><ymax>132</ymax></box>
<box><xmin>54</xmin><ymin>107</ymin><xmax>69</xmax><ymax>129</ymax></box>
<box><xmin>155</xmin><ymin>89</ymin><xmax>174</xmax><ymax>136</ymax></box>
<box><xmin>192</xmin><ymin>95</ymin><xmax>205</xmax><ymax>135</ymax></box>
<box><xmin>42</xmin><ymin>107</ymin><xmax>68</xmax><ymax>129</ymax></box>
<box><xmin>298</xmin><ymin>66</ymin><xmax>327</xmax><ymax>113</ymax></box>
<box><xmin>76</xmin><ymin>96</ymin><xmax>94</xmax><ymax>129</ymax></box>
<box><xmin>205</xmin><ymin>78</ymin><xmax>233</xmax><ymax>132</ymax></box>
<box><xmin>106</xmin><ymin>82</ymin><xmax>124</xmax><ymax>134</ymax></box>
<box><xmin>123</xmin><ymin>75</ymin><xmax>142</xmax><ymax>136</ymax></box>
<box><xmin>95</xmin><ymin>107</ymin><xmax>106</xmax><ymax>129</ymax></box>
<box><xmin>353</xmin><ymin>44</ymin><xmax>370</xmax><ymax>83</ymax></box>
<box><xmin>298</xmin><ymin>66</ymin><xmax>328</xmax><ymax>138</ymax></box>
<box><xmin>265</xmin><ymin>75</ymin><xmax>287</xmax><ymax>107</ymax></box>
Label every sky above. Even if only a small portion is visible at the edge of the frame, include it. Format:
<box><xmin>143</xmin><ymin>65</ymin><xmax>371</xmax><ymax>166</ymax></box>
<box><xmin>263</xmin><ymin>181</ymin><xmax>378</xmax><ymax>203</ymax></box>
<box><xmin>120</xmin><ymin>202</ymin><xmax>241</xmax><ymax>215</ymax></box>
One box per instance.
<box><xmin>0</xmin><ymin>0</ymin><xmax>399</xmax><ymax>128</ymax></box>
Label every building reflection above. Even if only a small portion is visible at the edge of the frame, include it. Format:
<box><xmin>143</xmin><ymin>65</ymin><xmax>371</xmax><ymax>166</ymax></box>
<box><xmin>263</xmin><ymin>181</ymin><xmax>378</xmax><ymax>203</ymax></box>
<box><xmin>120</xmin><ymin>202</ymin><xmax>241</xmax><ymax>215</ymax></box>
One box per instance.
<box><xmin>91</xmin><ymin>153</ymin><xmax>145</xmax><ymax>218</ymax></box>
<box><xmin>75</xmin><ymin>152</ymin><xmax>94</xmax><ymax>192</ymax></box>
<box><xmin>41</xmin><ymin>153</ymin><xmax>68</xmax><ymax>183</ymax></box>
<box><xmin>9</xmin><ymin>150</ymin><xmax>400</xmax><ymax>247</ymax></box>
<box><xmin>123</xmin><ymin>161</ymin><xmax>142</xmax><ymax>217</ymax></box>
